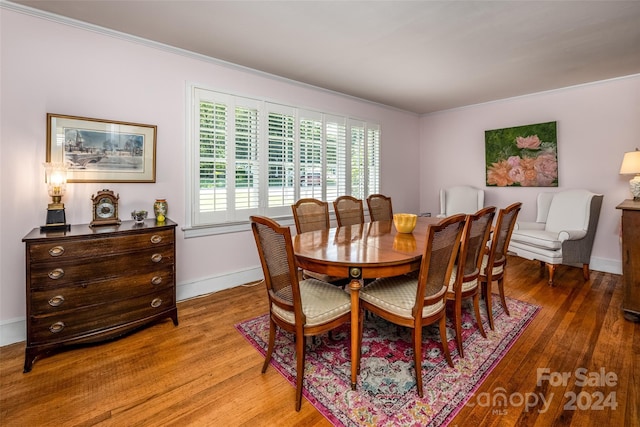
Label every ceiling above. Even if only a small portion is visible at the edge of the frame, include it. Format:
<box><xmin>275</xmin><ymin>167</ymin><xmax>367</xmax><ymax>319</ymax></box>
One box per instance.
<box><xmin>8</xmin><ymin>0</ymin><xmax>640</xmax><ymax>114</ymax></box>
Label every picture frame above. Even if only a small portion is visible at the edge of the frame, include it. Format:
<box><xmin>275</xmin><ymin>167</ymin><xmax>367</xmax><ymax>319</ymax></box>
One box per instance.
<box><xmin>485</xmin><ymin>121</ymin><xmax>558</xmax><ymax>187</ymax></box>
<box><xmin>46</xmin><ymin>113</ymin><xmax>157</xmax><ymax>183</ymax></box>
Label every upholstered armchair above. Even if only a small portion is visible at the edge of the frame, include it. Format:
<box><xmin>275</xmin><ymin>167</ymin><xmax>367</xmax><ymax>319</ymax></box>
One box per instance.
<box><xmin>437</xmin><ymin>185</ymin><xmax>485</xmax><ymax>218</ymax></box>
<box><xmin>508</xmin><ymin>190</ymin><xmax>603</xmax><ymax>286</ymax></box>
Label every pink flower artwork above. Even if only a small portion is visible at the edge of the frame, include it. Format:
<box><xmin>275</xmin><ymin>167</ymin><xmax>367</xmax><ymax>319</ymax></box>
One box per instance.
<box><xmin>485</xmin><ymin>122</ymin><xmax>558</xmax><ymax>187</ymax></box>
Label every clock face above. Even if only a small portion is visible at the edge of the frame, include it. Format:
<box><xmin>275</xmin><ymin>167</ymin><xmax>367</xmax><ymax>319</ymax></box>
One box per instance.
<box><xmin>96</xmin><ymin>198</ymin><xmax>115</xmax><ymax>218</ymax></box>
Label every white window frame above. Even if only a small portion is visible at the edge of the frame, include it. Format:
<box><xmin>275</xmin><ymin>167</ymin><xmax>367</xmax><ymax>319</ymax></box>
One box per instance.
<box><xmin>184</xmin><ymin>84</ymin><xmax>380</xmax><ymax>237</ymax></box>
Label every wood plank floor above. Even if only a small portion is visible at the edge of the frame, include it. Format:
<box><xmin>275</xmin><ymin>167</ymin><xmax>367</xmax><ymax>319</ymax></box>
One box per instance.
<box><xmin>1</xmin><ymin>256</ymin><xmax>638</xmax><ymax>426</ymax></box>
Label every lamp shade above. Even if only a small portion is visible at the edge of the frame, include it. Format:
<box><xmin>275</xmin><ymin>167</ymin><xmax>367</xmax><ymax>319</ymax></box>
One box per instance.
<box><xmin>619</xmin><ymin>150</ymin><xmax>640</xmax><ymax>175</ymax></box>
<box><xmin>620</xmin><ymin>149</ymin><xmax>640</xmax><ymax>200</ymax></box>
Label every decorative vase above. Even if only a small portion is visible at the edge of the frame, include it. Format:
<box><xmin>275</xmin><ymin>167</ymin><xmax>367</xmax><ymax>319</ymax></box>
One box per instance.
<box><xmin>153</xmin><ymin>199</ymin><xmax>168</xmax><ymax>220</ymax></box>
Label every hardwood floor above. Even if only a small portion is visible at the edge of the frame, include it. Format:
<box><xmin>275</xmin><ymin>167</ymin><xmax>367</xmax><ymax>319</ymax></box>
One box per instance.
<box><xmin>1</xmin><ymin>256</ymin><xmax>638</xmax><ymax>426</ymax></box>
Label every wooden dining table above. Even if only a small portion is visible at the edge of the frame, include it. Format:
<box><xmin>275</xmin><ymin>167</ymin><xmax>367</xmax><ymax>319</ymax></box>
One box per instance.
<box><xmin>292</xmin><ymin>216</ymin><xmax>441</xmax><ymax>390</ymax></box>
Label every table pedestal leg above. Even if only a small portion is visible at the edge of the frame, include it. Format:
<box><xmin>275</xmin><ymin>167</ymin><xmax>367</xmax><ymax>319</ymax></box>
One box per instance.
<box><xmin>349</xmin><ymin>277</ymin><xmax>362</xmax><ymax>390</ymax></box>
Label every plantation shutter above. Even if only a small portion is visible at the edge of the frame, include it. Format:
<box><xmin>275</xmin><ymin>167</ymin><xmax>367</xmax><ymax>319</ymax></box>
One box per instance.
<box><xmin>325</xmin><ymin>115</ymin><xmax>346</xmax><ymax>201</ymax></box>
<box><xmin>265</xmin><ymin>103</ymin><xmax>296</xmax><ymax>217</ymax></box>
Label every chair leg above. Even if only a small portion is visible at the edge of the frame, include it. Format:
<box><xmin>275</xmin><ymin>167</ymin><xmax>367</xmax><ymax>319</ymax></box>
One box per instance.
<box><xmin>498</xmin><ymin>277</ymin><xmax>509</xmax><ymax>316</ymax></box>
<box><xmin>412</xmin><ymin>326</ymin><xmax>424</xmax><ymax>398</ymax></box>
<box><xmin>547</xmin><ymin>264</ymin><xmax>556</xmax><ymax>286</ymax></box>
<box><xmin>262</xmin><ymin>317</ymin><xmax>277</xmax><ymax>373</ymax></box>
<box><xmin>295</xmin><ymin>329</ymin><xmax>306</xmax><ymax>412</ymax></box>
<box><xmin>439</xmin><ymin>315</ymin><xmax>454</xmax><ymax>368</ymax></box>
<box><xmin>583</xmin><ymin>264</ymin><xmax>590</xmax><ymax>281</ymax></box>
<box><xmin>454</xmin><ymin>297</ymin><xmax>463</xmax><ymax>358</ymax></box>
<box><xmin>483</xmin><ymin>280</ymin><xmax>495</xmax><ymax>330</ymax></box>
<box><xmin>473</xmin><ymin>293</ymin><xmax>486</xmax><ymax>338</ymax></box>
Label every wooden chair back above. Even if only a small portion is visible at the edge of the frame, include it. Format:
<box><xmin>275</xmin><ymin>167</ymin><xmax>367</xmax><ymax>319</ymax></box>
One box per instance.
<box><xmin>292</xmin><ymin>198</ymin><xmax>330</xmax><ymax>234</ymax></box>
<box><xmin>416</xmin><ymin>214</ymin><xmax>467</xmax><ymax>310</ymax></box>
<box><xmin>457</xmin><ymin>206</ymin><xmax>496</xmax><ymax>282</ymax></box>
<box><xmin>250</xmin><ymin>215</ymin><xmax>302</xmax><ymax>319</ymax></box>
<box><xmin>487</xmin><ymin>202</ymin><xmax>522</xmax><ymax>273</ymax></box>
<box><xmin>333</xmin><ymin>195</ymin><xmax>365</xmax><ymax>227</ymax></box>
<box><xmin>366</xmin><ymin>194</ymin><xmax>393</xmax><ymax>222</ymax></box>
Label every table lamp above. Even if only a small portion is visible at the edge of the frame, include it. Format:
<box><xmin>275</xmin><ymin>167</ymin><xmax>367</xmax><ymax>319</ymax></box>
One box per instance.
<box><xmin>620</xmin><ymin>148</ymin><xmax>640</xmax><ymax>200</ymax></box>
<box><xmin>41</xmin><ymin>162</ymin><xmax>71</xmax><ymax>231</ymax></box>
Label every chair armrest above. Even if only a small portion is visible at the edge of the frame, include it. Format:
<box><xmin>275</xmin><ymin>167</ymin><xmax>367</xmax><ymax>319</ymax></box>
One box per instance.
<box><xmin>514</xmin><ymin>221</ymin><xmax>545</xmax><ymax>231</ymax></box>
<box><xmin>557</xmin><ymin>229</ymin><xmax>587</xmax><ymax>242</ymax></box>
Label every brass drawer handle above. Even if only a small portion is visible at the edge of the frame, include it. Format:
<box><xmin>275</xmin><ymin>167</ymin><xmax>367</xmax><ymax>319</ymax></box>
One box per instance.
<box><xmin>150</xmin><ymin>235</ymin><xmax>163</xmax><ymax>244</ymax></box>
<box><xmin>49</xmin><ymin>321</ymin><xmax>65</xmax><ymax>333</ymax></box>
<box><xmin>48</xmin><ymin>246</ymin><xmax>65</xmax><ymax>257</ymax></box>
<box><xmin>48</xmin><ymin>268</ymin><xmax>65</xmax><ymax>280</ymax></box>
<box><xmin>48</xmin><ymin>295</ymin><xmax>65</xmax><ymax>307</ymax></box>
<box><xmin>151</xmin><ymin>298</ymin><xmax>163</xmax><ymax>308</ymax></box>
<box><xmin>151</xmin><ymin>276</ymin><xmax>163</xmax><ymax>285</ymax></box>
<box><xmin>151</xmin><ymin>253</ymin><xmax>163</xmax><ymax>263</ymax></box>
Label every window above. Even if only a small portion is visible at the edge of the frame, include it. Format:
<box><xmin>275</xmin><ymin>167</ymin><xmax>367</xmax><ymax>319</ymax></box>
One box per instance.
<box><xmin>187</xmin><ymin>86</ymin><xmax>380</xmax><ymax>233</ymax></box>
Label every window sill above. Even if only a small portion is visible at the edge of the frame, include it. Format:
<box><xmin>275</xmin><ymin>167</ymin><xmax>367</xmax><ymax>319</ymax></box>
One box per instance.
<box><xmin>182</xmin><ymin>216</ymin><xmax>296</xmax><ymax>238</ymax></box>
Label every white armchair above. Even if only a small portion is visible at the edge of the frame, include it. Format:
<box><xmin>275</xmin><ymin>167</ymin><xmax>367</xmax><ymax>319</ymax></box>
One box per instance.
<box><xmin>508</xmin><ymin>190</ymin><xmax>603</xmax><ymax>286</ymax></box>
<box><xmin>437</xmin><ymin>185</ymin><xmax>485</xmax><ymax>218</ymax></box>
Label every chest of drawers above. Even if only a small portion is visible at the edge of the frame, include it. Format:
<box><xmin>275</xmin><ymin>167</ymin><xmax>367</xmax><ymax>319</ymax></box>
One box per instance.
<box><xmin>617</xmin><ymin>200</ymin><xmax>640</xmax><ymax>322</ymax></box>
<box><xmin>22</xmin><ymin>219</ymin><xmax>178</xmax><ymax>372</ymax></box>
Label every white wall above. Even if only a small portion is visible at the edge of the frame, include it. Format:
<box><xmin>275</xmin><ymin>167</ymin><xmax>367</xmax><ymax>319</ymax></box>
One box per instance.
<box><xmin>419</xmin><ymin>74</ymin><xmax>640</xmax><ymax>274</ymax></box>
<box><xmin>0</xmin><ymin>8</ymin><xmax>420</xmax><ymax>345</ymax></box>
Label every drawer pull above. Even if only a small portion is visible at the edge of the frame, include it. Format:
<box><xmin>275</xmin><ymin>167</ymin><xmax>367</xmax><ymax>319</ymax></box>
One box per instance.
<box><xmin>48</xmin><ymin>246</ymin><xmax>65</xmax><ymax>257</ymax></box>
<box><xmin>150</xmin><ymin>235</ymin><xmax>163</xmax><ymax>244</ymax></box>
<box><xmin>48</xmin><ymin>295</ymin><xmax>65</xmax><ymax>307</ymax></box>
<box><xmin>151</xmin><ymin>253</ymin><xmax>163</xmax><ymax>263</ymax></box>
<box><xmin>48</xmin><ymin>268</ymin><xmax>65</xmax><ymax>280</ymax></box>
<box><xmin>151</xmin><ymin>298</ymin><xmax>163</xmax><ymax>308</ymax></box>
<box><xmin>151</xmin><ymin>276</ymin><xmax>163</xmax><ymax>285</ymax></box>
<box><xmin>49</xmin><ymin>321</ymin><xmax>65</xmax><ymax>333</ymax></box>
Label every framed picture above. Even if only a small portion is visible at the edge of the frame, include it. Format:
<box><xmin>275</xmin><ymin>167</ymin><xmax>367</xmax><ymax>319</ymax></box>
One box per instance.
<box><xmin>46</xmin><ymin>113</ymin><xmax>157</xmax><ymax>183</ymax></box>
<box><xmin>485</xmin><ymin>121</ymin><xmax>558</xmax><ymax>187</ymax></box>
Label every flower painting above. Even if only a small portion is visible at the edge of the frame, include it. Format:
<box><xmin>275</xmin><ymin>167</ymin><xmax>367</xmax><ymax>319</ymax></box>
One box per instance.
<box><xmin>485</xmin><ymin>121</ymin><xmax>558</xmax><ymax>187</ymax></box>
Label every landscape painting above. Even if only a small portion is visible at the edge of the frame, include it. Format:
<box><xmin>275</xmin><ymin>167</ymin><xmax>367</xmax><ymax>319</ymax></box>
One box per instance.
<box><xmin>485</xmin><ymin>121</ymin><xmax>558</xmax><ymax>187</ymax></box>
<box><xmin>47</xmin><ymin>114</ymin><xmax>156</xmax><ymax>183</ymax></box>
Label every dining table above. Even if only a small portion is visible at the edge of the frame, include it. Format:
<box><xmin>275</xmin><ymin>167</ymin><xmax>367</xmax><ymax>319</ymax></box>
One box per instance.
<box><xmin>292</xmin><ymin>216</ymin><xmax>441</xmax><ymax>390</ymax></box>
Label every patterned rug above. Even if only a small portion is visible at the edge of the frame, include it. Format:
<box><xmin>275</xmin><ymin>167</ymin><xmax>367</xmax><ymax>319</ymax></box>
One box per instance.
<box><xmin>236</xmin><ymin>296</ymin><xmax>539</xmax><ymax>426</ymax></box>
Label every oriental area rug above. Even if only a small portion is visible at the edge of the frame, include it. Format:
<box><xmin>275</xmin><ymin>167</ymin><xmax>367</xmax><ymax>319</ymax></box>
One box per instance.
<box><xmin>236</xmin><ymin>296</ymin><xmax>539</xmax><ymax>426</ymax></box>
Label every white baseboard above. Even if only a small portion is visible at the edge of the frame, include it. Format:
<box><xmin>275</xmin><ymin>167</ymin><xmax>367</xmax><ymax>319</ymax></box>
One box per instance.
<box><xmin>589</xmin><ymin>257</ymin><xmax>622</xmax><ymax>276</ymax></box>
<box><xmin>0</xmin><ymin>267</ymin><xmax>264</xmax><ymax>347</ymax></box>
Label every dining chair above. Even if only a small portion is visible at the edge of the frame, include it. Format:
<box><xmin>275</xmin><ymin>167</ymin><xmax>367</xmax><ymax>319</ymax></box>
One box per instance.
<box><xmin>333</xmin><ymin>195</ymin><xmax>365</xmax><ymax>226</ymax></box>
<box><xmin>366</xmin><ymin>194</ymin><xmax>393</xmax><ymax>222</ymax></box>
<box><xmin>479</xmin><ymin>202</ymin><xmax>522</xmax><ymax>330</ymax></box>
<box><xmin>291</xmin><ymin>199</ymin><xmax>348</xmax><ymax>285</ymax></box>
<box><xmin>446</xmin><ymin>206</ymin><xmax>496</xmax><ymax>357</ymax></box>
<box><xmin>250</xmin><ymin>215</ymin><xmax>352</xmax><ymax>411</ymax></box>
<box><xmin>357</xmin><ymin>214</ymin><xmax>467</xmax><ymax>397</ymax></box>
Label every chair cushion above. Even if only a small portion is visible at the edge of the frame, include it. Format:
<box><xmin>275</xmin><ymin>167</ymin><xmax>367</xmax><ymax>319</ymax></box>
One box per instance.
<box><xmin>272</xmin><ymin>278</ymin><xmax>351</xmax><ymax>327</ymax></box>
<box><xmin>481</xmin><ymin>254</ymin><xmax>504</xmax><ymax>276</ymax></box>
<box><xmin>359</xmin><ymin>275</ymin><xmax>445</xmax><ymax>318</ymax></box>
<box><xmin>448</xmin><ymin>267</ymin><xmax>479</xmax><ymax>292</ymax></box>
<box><xmin>508</xmin><ymin>240</ymin><xmax>564</xmax><ymax>261</ymax></box>
<box><xmin>302</xmin><ymin>269</ymin><xmax>345</xmax><ymax>284</ymax></box>
<box><xmin>510</xmin><ymin>229</ymin><xmax>563</xmax><ymax>250</ymax></box>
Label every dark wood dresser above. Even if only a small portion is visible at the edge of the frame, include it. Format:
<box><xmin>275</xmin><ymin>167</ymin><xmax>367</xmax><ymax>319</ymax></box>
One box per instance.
<box><xmin>22</xmin><ymin>218</ymin><xmax>178</xmax><ymax>372</ymax></box>
<box><xmin>616</xmin><ymin>200</ymin><xmax>640</xmax><ymax>322</ymax></box>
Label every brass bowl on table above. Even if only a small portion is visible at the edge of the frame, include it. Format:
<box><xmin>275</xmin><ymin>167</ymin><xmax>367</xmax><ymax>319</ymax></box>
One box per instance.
<box><xmin>393</xmin><ymin>213</ymin><xmax>417</xmax><ymax>233</ymax></box>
